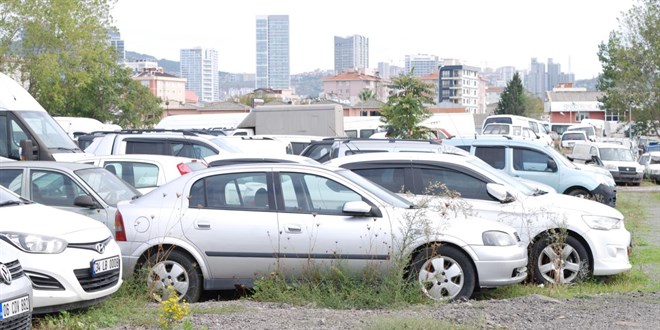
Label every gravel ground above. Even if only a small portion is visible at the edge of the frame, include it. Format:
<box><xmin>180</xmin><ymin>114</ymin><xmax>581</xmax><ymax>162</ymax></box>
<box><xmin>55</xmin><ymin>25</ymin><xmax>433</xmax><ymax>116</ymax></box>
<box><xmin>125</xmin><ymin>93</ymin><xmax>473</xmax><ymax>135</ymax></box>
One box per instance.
<box><xmin>107</xmin><ymin>188</ymin><xmax>660</xmax><ymax>330</ymax></box>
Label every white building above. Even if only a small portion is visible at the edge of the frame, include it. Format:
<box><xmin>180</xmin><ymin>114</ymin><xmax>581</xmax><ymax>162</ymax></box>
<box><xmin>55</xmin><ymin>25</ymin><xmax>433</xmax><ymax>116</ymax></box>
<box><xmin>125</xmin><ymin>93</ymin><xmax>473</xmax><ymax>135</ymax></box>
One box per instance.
<box><xmin>180</xmin><ymin>47</ymin><xmax>219</xmax><ymax>103</ymax></box>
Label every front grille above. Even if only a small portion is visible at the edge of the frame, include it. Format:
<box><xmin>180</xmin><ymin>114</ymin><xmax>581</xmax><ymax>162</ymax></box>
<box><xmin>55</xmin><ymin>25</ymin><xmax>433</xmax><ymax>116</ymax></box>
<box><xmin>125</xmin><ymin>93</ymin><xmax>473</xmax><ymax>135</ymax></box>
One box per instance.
<box><xmin>0</xmin><ymin>312</ymin><xmax>32</xmax><ymax>330</ymax></box>
<box><xmin>618</xmin><ymin>166</ymin><xmax>637</xmax><ymax>174</ymax></box>
<box><xmin>3</xmin><ymin>259</ymin><xmax>25</xmax><ymax>280</ymax></box>
<box><xmin>25</xmin><ymin>271</ymin><xmax>64</xmax><ymax>291</ymax></box>
<box><xmin>73</xmin><ymin>268</ymin><xmax>120</xmax><ymax>293</ymax></box>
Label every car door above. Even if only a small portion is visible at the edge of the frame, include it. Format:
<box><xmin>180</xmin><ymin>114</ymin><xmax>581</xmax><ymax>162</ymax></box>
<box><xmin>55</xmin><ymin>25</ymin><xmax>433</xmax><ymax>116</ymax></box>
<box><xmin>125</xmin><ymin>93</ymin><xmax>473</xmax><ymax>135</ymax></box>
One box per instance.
<box><xmin>181</xmin><ymin>171</ymin><xmax>280</xmax><ymax>283</ymax></box>
<box><xmin>274</xmin><ymin>170</ymin><xmax>392</xmax><ymax>277</ymax></box>
<box><xmin>509</xmin><ymin>147</ymin><xmax>559</xmax><ymax>189</ymax></box>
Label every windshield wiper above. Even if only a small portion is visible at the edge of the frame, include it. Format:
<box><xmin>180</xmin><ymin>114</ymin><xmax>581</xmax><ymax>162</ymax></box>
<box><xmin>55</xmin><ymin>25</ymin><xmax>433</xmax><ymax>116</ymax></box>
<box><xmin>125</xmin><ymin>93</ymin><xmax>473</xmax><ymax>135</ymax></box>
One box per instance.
<box><xmin>48</xmin><ymin>147</ymin><xmax>81</xmax><ymax>151</ymax></box>
<box><xmin>0</xmin><ymin>200</ymin><xmax>23</xmax><ymax>207</ymax></box>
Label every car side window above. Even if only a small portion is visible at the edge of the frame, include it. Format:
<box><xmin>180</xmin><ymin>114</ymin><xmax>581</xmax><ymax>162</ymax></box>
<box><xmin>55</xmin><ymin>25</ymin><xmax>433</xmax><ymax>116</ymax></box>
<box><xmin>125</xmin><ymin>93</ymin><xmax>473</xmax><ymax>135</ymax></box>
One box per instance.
<box><xmin>351</xmin><ymin>168</ymin><xmax>407</xmax><ymax>193</ymax></box>
<box><xmin>189</xmin><ymin>172</ymin><xmax>270</xmax><ymax>210</ymax></box>
<box><xmin>475</xmin><ymin>146</ymin><xmax>506</xmax><ymax>169</ymax></box>
<box><xmin>0</xmin><ymin>169</ymin><xmax>23</xmax><ymax>194</ymax></box>
<box><xmin>126</xmin><ymin>141</ymin><xmax>166</xmax><ymax>155</ymax></box>
<box><xmin>192</xmin><ymin>143</ymin><xmax>217</xmax><ymax>158</ymax></box>
<box><xmin>30</xmin><ymin>170</ymin><xmax>87</xmax><ymax>207</ymax></box>
<box><xmin>413</xmin><ymin>167</ymin><xmax>493</xmax><ymax>200</ymax></box>
<box><xmin>512</xmin><ymin>148</ymin><xmax>553</xmax><ymax>172</ymax></box>
<box><xmin>280</xmin><ymin>172</ymin><xmax>362</xmax><ymax>215</ymax></box>
<box><xmin>105</xmin><ymin>162</ymin><xmax>159</xmax><ymax>189</ymax></box>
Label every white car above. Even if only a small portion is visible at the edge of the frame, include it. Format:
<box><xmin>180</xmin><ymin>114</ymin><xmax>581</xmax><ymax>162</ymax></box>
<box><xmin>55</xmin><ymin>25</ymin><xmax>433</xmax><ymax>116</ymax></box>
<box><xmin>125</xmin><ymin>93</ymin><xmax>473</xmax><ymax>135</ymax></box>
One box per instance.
<box><xmin>0</xmin><ymin>186</ymin><xmax>122</xmax><ymax>314</ymax></box>
<box><xmin>0</xmin><ymin>239</ymin><xmax>33</xmax><ymax>327</ymax></box>
<box><xmin>115</xmin><ymin>163</ymin><xmax>528</xmax><ymax>302</ymax></box>
<box><xmin>204</xmin><ymin>153</ymin><xmax>320</xmax><ymax>167</ymax></box>
<box><xmin>78</xmin><ymin>154</ymin><xmax>208</xmax><ymax>194</ymax></box>
<box><xmin>327</xmin><ymin>152</ymin><xmax>632</xmax><ymax>284</ymax></box>
<box><xmin>638</xmin><ymin>151</ymin><xmax>660</xmax><ymax>183</ymax></box>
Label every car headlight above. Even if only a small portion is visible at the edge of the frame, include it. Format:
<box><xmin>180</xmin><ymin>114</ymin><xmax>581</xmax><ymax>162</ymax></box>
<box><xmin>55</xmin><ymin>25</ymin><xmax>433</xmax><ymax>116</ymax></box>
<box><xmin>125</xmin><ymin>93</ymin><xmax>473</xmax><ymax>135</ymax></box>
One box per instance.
<box><xmin>581</xmin><ymin>215</ymin><xmax>622</xmax><ymax>230</ymax></box>
<box><xmin>595</xmin><ymin>173</ymin><xmax>615</xmax><ymax>186</ymax></box>
<box><xmin>482</xmin><ymin>231</ymin><xmax>516</xmax><ymax>246</ymax></box>
<box><xmin>0</xmin><ymin>232</ymin><xmax>67</xmax><ymax>254</ymax></box>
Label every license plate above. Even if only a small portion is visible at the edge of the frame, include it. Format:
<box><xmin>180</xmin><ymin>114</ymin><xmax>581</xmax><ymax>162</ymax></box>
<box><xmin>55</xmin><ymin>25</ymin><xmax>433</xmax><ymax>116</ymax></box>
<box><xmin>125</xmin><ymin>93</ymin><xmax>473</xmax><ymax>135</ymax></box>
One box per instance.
<box><xmin>0</xmin><ymin>295</ymin><xmax>30</xmax><ymax>320</ymax></box>
<box><xmin>90</xmin><ymin>255</ymin><xmax>120</xmax><ymax>276</ymax></box>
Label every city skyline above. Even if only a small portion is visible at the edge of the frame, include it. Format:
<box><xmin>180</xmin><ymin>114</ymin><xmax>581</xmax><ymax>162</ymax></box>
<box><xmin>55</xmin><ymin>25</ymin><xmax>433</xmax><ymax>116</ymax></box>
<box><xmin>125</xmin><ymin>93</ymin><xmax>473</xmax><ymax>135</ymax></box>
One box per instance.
<box><xmin>112</xmin><ymin>0</ymin><xmax>634</xmax><ymax>80</ymax></box>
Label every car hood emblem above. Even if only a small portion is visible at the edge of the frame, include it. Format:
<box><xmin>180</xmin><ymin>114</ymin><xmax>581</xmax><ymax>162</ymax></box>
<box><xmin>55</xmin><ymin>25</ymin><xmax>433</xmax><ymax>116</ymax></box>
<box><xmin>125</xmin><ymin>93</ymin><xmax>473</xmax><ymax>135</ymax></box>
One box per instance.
<box><xmin>0</xmin><ymin>263</ymin><xmax>11</xmax><ymax>285</ymax></box>
<box><xmin>95</xmin><ymin>242</ymin><xmax>106</xmax><ymax>254</ymax></box>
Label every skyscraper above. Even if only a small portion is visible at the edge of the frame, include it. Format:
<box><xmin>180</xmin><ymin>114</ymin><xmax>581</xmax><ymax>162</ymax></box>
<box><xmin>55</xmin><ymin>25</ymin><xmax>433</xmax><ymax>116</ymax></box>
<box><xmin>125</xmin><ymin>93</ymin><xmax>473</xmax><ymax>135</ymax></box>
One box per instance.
<box><xmin>334</xmin><ymin>35</ymin><xmax>369</xmax><ymax>74</ymax></box>
<box><xmin>525</xmin><ymin>58</ymin><xmax>546</xmax><ymax>98</ymax></box>
<box><xmin>256</xmin><ymin>15</ymin><xmax>290</xmax><ymax>90</ymax></box>
<box><xmin>404</xmin><ymin>54</ymin><xmax>439</xmax><ymax>77</ymax></box>
<box><xmin>107</xmin><ymin>29</ymin><xmax>125</xmax><ymax>63</ymax></box>
<box><xmin>546</xmin><ymin>58</ymin><xmax>561</xmax><ymax>91</ymax></box>
<box><xmin>180</xmin><ymin>47</ymin><xmax>219</xmax><ymax>103</ymax></box>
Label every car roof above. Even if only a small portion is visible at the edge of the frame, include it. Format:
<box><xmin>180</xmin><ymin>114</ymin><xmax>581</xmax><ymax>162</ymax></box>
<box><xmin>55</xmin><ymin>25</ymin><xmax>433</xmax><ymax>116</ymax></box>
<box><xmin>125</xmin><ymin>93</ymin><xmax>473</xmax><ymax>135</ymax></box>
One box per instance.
<box><xmin>0</xmin><ymin>161</ymin><xmax>98</xmax><ymax>170</ymax></box>
<box><xmin>204</xmin><ymin>153</ymin><xmax>320</xmax><ymax>166</ymax></box>
<box><xmin>80</xmin><ymin>154</ymin><xmax>200</xmax><ymax>162</ymax></box>
<box><xmin>326</xmin><ymin>151</ymin><xmax>469</xmax><ymax>166</ymax></box>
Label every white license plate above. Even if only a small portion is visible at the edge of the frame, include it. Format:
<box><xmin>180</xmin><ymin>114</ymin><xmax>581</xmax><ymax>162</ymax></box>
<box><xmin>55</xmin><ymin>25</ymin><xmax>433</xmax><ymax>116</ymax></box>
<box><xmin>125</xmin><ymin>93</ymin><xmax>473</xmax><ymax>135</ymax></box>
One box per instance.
<box><xmin>91</xmin><ymin>255</ymin><xmax>120</xmax><ymax>276</ymax></box>
<box><xmin>0</xmin><ymin>295</ymin><xmax>30</xmax><ymax>320</ymax></box>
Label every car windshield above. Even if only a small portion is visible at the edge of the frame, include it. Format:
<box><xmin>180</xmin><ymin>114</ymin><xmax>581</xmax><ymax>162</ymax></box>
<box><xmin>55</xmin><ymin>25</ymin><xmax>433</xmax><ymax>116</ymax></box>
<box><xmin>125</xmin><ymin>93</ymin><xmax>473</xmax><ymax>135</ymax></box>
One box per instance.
<box><xmin>334</xmin><ymin>168</ymin><xmax>414</xmax><ymax>208</ymax></box>
<box><xmin>562</xmin><ymin>132</ymin><xmax>585</xmax><ymax>140</ymax></box>
<box><xmin>600</xmin><ymin>148</ymin><xmax>635</xmax><ymax>161</ymax></box>
<box><xmin>465</xmin><ymin>158</ymin><xmax>535</xmax><ymax>196</ymax></box>
<box><xmin>75</xmin><ymin>167</ymin><xmax>141</xmax><ymax>206</ymax></box>
<box><xmin>16</xmin><ymin>111</ymin><xmax>80</xmax><ymax>150</ymax></box>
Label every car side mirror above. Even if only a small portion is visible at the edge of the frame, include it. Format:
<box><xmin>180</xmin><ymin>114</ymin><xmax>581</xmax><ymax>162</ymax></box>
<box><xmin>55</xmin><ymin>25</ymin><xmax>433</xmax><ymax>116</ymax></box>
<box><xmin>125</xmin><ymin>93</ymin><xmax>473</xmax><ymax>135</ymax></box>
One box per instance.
<box><xmin>74</xmin><ymin>195</ymin><xmax>100</xmax><ymax>208</ymax></box>
<box><xmin>20</xmin><ymin>139</ymin><xmax>37</xmax><ymax>160</ymax></box>
<box><xmin>547</xmin><ymin>158</ymin><xmax>558</xmax><ymax>172</ymax></box>
<box><xmin>343</xmin><ymin>201</ymin><xmax>379</xmax><ymax>216</ymax></box>
<box><xmin>486</xmin><ymin>183</ymin><xmax>515</xmax><ymax>203</ymax></box>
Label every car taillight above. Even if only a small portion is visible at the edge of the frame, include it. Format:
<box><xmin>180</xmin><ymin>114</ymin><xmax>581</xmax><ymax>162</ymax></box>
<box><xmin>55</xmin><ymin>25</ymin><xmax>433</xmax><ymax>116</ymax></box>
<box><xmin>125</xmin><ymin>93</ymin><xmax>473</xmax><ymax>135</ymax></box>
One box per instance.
<box><xmin>115</xmin><ymin>211</ymin><xmax>127</xmax><ymax>241</ymax></box>
<box><xmin>177</xmin><ymin>162</ymin><xmax>192</xmax><ymax>175</ymax></box>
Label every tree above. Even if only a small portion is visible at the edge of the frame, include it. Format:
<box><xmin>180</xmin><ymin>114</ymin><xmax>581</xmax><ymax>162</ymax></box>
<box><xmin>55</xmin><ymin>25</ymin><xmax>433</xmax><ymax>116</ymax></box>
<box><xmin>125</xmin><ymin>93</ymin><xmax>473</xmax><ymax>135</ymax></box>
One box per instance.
<box><xmin>379</xmin><ymin>71</ymin><xmax>435</xmax><ymax>139</ymax></box>
<box><xmin>495</xmin><ymin>73</ymin><xmax>526</xmax><ymax>116</ymax></box>
<box><xmin>0</xmin><ymin>0</ymin><xmax>162</xmax><ymax>128</ymax></box>
<box><xmin>597</xmin><ymin>0</ymin><xmax>659</xmax><ymax>137</ymax></box>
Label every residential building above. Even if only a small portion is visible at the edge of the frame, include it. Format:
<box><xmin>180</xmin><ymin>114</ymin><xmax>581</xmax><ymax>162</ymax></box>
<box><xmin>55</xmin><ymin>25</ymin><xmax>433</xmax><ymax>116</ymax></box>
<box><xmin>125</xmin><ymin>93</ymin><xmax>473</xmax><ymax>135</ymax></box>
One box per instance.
<box><xmin>256</xmin><ymin>15</ymin><xmax>290</xmax><ymax>90</ymax></box>
<box><xmin>419</xmin><ymin>70</ymin><xmax>439</xmax><ymax>96</ymax></box>
<box><xmin>124</xmin><ymin>60</ymin><xmax>159</xmax><ymax>74</ymax></box>
<box><xmin>405</xmin><ymin>54</ymin><xmax>439</xmax><ymax>77</ymax></box>
<box><xmin>133</xmin><ymin>68</ymin><xmax>187</xmax><ymax>107</ymax></box>
<box><xmin>438</xmin><ymin>65</ymin><xmax>481</xmax><ymax>114</ymax></box>
<box><xmin>108</xmin><ymin>29</ymin><xmax>125</xmax><ymax>63</ymax></box>
<box><xmin>334</xmin><ymin>35</ymin><xmax>369</xmax><ymax>74</ymax></box>
<box><xmin>322</xmin><ymin>69</ymin><xmax>385</xmax><ymax>106</ymax></box>
<box><xmin>180</xmin><ymin>47</ymin><xmax>219</xmax><ymax>103</ymax></box>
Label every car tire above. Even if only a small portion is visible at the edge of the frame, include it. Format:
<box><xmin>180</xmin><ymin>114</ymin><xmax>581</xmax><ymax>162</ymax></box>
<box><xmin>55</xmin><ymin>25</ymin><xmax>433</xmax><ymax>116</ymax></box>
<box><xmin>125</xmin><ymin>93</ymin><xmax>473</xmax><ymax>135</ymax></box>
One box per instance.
<box><xmin>409</xmin><ymin>245</ymin><xmax>475</xmax><ymax>301</ymax></box>
<box><xmin>530</xmin><ymin>234</ymin><xmax>590</xmax><ymax>284</ymax></box>
<box><xmin>145</xmin><ymin>249</ymin><xmax>203</xmax><ymax>303</ymax></box>
<box><xmin>567</xmin><ymin>188</ymin><xmax>590</xmax><ymax>199</ymax></box>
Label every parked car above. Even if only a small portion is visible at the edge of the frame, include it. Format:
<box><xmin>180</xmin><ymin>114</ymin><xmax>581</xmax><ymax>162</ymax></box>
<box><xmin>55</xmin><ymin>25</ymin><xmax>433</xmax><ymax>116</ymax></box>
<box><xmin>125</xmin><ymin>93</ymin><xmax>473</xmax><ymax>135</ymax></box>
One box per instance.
<box><xmin>0</xmin><ymin>161</ymin><xmax>141</xmax><ymax>232</ymax></box>
<box><xmin>638</xmin><ymin>151</ymin><xmax>660</xmax><ymax>183</ymax></box>
<box><xmin>482</xmin><ymin>123</ymin><xmax>539</xmax><ymax>142</ymax></box>
<box><xmin>115</xmin><ymin>163</ymin><xmax>528</xmax><ymax>302</ymax></box>
<box><xmin>560</xmin><ymin>131</ymin><xmax>588</xmax><ymax>149</ymax></box>
<box><xmin>571</xmin><ymin>142</ymin><xmax>644</xmax><ymax>185</ymax></box>
<box><xmin>566</xmin><ymin>124</ymin><xmax>597</xmax><ymax>142</ymax></box>
<box><xmin>82</xmin><ymin>130</ymin><xmax>241</xmax><ymax>158</ymax></box>
<box><xmin>0</xmin><ymin>239</ymin><xmax>33</xmax><ymax>328</ymax></box>
<box><xmin>327</xmin><ymin>152</ymin><xmax>632</xmax><ymax>284</ymax></box>
<box><xmin>77</xmin><ymin>154</ymin><xmax>207</xmax><ymax>194</ymax></box>
<box><xmin>300</xmin><ymin>138</ymin><xmax>461</xmax><ymax>163</ymax></box>
<box><xmin>0</xmin><ymin>186</ymin><xmax>122</xmax><ymax>314</ymax></box>
<box><xmin>443</xmin><ymin>136</ymin><xmax>618</xmax><ymax>206</ymax></box>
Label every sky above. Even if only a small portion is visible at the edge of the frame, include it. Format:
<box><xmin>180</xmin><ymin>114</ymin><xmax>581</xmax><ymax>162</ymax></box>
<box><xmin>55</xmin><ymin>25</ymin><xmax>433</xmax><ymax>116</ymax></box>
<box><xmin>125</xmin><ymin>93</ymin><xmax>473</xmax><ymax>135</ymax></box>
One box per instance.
<box><xmin>111</xmin><ymin>0</ymin><xmax>635</xmax><ymax>80</ymax></box>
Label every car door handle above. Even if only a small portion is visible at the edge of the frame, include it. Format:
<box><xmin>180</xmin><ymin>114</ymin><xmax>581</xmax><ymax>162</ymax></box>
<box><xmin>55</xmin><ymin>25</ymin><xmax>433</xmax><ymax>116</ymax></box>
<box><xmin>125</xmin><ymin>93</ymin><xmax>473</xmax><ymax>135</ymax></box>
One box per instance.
<box><xmin>195</xmin><ymin>222</ymin><xmax>211</xmax><ymax>230</ymax></box>
<box><xmin>285</xmin><ymin>224</ymin><xmax>302</xmax><ymax>233</ymax></box>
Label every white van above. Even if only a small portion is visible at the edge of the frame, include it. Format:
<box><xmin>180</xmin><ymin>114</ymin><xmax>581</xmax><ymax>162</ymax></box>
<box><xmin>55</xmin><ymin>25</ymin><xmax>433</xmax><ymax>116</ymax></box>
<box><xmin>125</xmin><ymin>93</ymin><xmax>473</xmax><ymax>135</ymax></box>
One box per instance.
<box><xmin>0</xmin><ymin>73</ymin><xmax>91</xmax><ymax>161</ymax></box>
<box><xmin>482</xmin><ymin>115</ymin><xmax>552</xmax><ymax>146</ymax></box>
<box><xmin>567</xmin><ymin>124</ymin><xmax>597</xmax><ymax>142</ymax></box>
<box><xmin>55</xmin><ymin>116</ymin><xmax>122</xmax><ymax>140</ymax></box>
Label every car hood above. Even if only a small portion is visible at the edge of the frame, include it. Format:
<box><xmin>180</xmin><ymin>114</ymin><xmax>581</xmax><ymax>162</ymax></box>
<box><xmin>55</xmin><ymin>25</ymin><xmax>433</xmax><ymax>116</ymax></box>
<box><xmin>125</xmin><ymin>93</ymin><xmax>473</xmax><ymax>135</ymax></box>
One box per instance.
<box><xmin>533</xmin><ymin>192</ymin><xmax>623</xmax><ymax>219</ymax></box>
<box><xmin>1</xmin><ymin>203</ymin><xmax>112</xmax><ymax>241</ymax></box>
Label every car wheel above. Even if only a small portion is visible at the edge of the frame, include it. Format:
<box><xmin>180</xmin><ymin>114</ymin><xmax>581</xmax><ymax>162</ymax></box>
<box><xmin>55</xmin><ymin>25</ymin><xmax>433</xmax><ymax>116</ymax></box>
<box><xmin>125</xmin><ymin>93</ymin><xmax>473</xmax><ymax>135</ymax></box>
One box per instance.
<box><xmin>145</xmin><ymin>249</ymin><xmax>202</xmax><ymax>303</ymax></box>
<box><xmin>567</xmin><ymin>188</ymin><xmax>590</xmax><ymax>199</ymax></box>
<box><xmin>409</xmin><ymin>245</ymin><xmax>475</xmax><ymax>301</ymax></box>
<box><xmin>531</xmin><ymin>235</ymin><xmax>590</xmax><ymax>284</ymax></box>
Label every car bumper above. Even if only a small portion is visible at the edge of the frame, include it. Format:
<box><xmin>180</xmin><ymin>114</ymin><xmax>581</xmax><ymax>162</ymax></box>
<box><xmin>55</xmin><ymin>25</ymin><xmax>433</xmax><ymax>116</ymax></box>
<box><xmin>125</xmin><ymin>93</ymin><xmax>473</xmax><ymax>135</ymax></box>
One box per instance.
<box><xmin>610</xmin><ymin>171</ymin><xmax>644</xmax><ymax>184</ymax></box>
<box><xmin>589</xmin><ymin>183</ymin><xmax>617</xmax><ymax>207</ymax></box>
<box><xmin>470</xmin><ymin>245</ymin><xmax>528</xmax><ymax>287</ymax></box>
<box><xmin>22</xmin><ymin>240</ymin><xmax>122</xmax><ymax>313</ymax></box>
<box><xmin>584</xmin><ymin>227</ymin><xmax>632</xmax><ymax>276</ymax></box>
<box><xmin>119</xmin><ymin>242</ymin><xmax>139</xmax><ymax>279</ymax></box>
